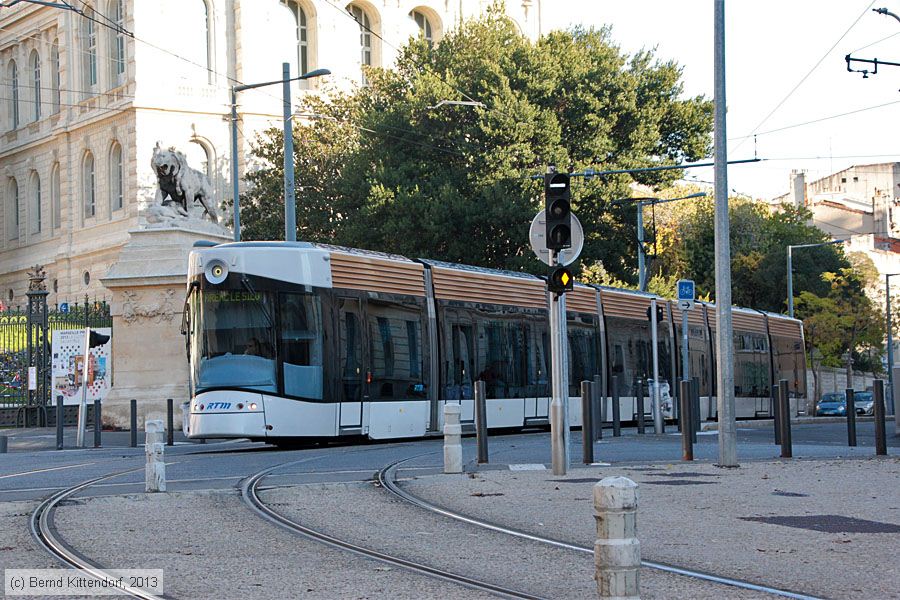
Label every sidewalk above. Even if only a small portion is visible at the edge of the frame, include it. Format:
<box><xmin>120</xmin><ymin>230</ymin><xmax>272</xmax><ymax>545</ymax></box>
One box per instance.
<box><xmin>0</xmin><ymin>426</ymin><xmax>197</xmax><ymax>452</ymax></box>
<box><xmin>402</xmin><ymin>456</ymin><xmax>900</xmax><ymax>600</ymax></box>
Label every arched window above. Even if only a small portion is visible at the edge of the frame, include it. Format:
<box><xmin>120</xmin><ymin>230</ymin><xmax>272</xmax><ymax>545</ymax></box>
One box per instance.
<box><xmin>409</xmin><ymin>9</ymin><xmax>433</xmax><ymax>45</ymax></box>
<box><xmin>8</xmin><ymin>60</ymin><xmax>19</xmax><ymax>129</ymax></box>
<box><xmin>30</xmin><ymin>50</ymin><xmax>41</xmax><ymax>122</ymax></box>
<box><xmin>179</xmin><ymin>0</ymin><xmax>212</xmax><ymax>84</ymax></box>
<box><xmin>108</xmin><ymin>0</ymin><xmax>126</xmax><ymax>85</ymax></box>
<box><xmin>7</xmin><ymin>178</ymin><xmax>18</xmax><ymax>240</ymax></box>
<box><xmin>82</xmin><ymin>152</ymin><xmax>95</xmax><ymax>218</ymax></box>
<box><xmin>29</xmin><ymin>171</ymin><xmax>40</xmax><ymax>234</ymax></box>
<box><xmin>81</xmin><ymin>8</ymin><xmax>98</xmax><ymax>93</ymax></box>
<box><xmin>51</xmin><ymin>163</ymin><xmax>60</xmax><ymax>229</ymax></box>
<box><xmin>50</xmin><ymin>41</ymin><xmax>60</xmax><ymax>113</ymax></box>
<box><xmin>347</xmin><ymin>3</ymin><xmax>374</xmax><ymax>84</ymax></box>
<box><xmin>109</xmin><ymin>142</ymin><xmax>123</xmax><ymax>211</ymax></box>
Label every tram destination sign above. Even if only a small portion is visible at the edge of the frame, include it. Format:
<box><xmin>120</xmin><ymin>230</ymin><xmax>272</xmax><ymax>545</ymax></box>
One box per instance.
<box><xmin>529</xmin><ymin>209</ymin><xmax>584</xmax><ymax>267</ymax></box>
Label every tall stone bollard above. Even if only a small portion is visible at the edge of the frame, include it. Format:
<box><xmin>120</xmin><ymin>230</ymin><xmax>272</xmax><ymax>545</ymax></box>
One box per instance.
<box><xmin>594</xmin><ymin>476</ymin><xmax>640</xmax><ymax>600</ymax></box>
<box><xmin>443</xmin><ymin>404</ymin><xmax>463</xmax><ymax>474</ymax></box>
<box><xmin>145</xmin><ymin>419</ymin><xmax>166</xmax><ymax>493</ymax></box>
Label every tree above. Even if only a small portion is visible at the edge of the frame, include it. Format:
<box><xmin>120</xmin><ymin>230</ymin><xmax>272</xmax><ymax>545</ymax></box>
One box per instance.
<box><xmin>238</xmin><ymin>5</ymin><xmax>713</xmax><ymax>278</ymax></box>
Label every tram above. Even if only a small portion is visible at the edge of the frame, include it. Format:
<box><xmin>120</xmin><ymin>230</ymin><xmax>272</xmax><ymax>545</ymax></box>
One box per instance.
<box><xmin>181</xmin><ymin>241</ymin><xmax>806</xmax><ymax>442</ymax></box>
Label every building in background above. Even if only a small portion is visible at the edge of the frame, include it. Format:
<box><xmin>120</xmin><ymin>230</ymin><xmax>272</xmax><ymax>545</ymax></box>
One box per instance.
<box><xmin>0</xmin><ymin>0</ymin><xmax>548</xmax><ymax>307</ymax></box>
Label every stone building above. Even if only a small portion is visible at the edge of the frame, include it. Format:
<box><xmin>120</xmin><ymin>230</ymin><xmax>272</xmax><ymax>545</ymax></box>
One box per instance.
<box><xmin>0</xmin><ymin>0</ymin><xmax>548</xmax><ymax>308</ymax></box>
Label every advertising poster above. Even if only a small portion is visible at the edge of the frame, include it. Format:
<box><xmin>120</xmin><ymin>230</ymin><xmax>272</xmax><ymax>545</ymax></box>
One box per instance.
<box><xmin>51</xmin><ymin>328</ymin><xmax>112</xmax><ymax>406</ymax></box>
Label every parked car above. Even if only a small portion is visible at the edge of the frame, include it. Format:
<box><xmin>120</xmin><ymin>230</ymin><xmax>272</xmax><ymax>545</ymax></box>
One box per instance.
<box><xmin>816</xmin><ymin>391</ymin><xmax>874</xmax><ymax>416</ymax></box>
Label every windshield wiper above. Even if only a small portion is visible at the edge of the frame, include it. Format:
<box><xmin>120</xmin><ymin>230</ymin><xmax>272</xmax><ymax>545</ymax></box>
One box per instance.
<box><xmin>241</xmin><ymin>275</ymin><xmax>274</xmax><ymax>329</ymax></box>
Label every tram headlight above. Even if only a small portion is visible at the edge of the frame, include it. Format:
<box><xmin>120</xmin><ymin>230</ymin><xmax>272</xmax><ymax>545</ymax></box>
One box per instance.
<box><xmin>249</xmin><ymin>402</ymin><xmax>258</xmax><ymax>410</ymax></box>
<box><xmin>205</xmin><ymin>259</ymin><xmax>228</xmax><ymax>285</ymax></box>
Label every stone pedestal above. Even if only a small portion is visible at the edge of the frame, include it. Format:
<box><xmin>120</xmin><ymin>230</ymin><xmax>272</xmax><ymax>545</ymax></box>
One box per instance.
<box><xmin>101</xmin><ymin>226</ymin><xmax>230</xmax><ymax>429</ymax></box>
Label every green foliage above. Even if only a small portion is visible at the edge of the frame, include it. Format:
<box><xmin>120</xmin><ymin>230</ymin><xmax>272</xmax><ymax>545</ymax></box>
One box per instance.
<box><xmin>239</xmin><ymin>6</ymin><xmax>712</xmax><ymax>277</ymax></box>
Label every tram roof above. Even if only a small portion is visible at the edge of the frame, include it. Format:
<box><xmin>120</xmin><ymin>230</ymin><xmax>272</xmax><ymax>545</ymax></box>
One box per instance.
<box><xmin>418</xmin><ymin>258</ymin><xmax>541</xmax><ymax>281</ymax></box>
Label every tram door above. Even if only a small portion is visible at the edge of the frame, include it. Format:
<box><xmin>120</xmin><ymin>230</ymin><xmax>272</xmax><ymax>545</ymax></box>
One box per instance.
<box><xmin>338</xmin><ymin>297</ymin><xmax>366</xmax><ymax>429</ymax></box>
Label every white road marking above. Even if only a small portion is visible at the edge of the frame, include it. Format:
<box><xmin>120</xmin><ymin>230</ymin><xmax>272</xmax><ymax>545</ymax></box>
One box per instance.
<box><xmin>509</xmin><ymin>463</ymin><xmax>546</xmax><ymax>471</ymax></box>
<box><xmin>0</xmin><ymin>462</ymin><xmax>96</xmax><ymax>480</ymax></box>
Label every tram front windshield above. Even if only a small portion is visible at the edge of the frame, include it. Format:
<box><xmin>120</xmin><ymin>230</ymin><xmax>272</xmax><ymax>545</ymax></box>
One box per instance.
<box><xmin>188</xmin><ymin>288</ymin><xmax>324</xmax><ymax>398</ymax></box>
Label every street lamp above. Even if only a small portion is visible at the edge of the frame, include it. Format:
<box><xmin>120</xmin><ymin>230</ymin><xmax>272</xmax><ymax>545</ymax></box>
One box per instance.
<box><xmin>613</xmin><ymin>192</ymin><xmax>707</xmax><ymax>291</ymax></box>
<box><xmin>786</xmin><ymin>239</ymin><xmax>844</xmax><ymax>318</ymax></box>
<box><xmin>230</xmin><ymin>65</ymin><xmax>331</xmax><ymax>242</ymax></box>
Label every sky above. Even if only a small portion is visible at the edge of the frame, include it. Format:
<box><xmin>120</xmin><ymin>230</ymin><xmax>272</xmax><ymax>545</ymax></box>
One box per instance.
<box><xmin>545</xmin><ymin>0</ymin><xmax>900</xmax><ymax>200</ymax></box>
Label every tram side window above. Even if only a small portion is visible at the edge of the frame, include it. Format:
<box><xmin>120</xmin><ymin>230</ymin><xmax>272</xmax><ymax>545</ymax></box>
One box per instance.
<box><xmin>733</xmin><ymin>331</ymin><xmax>770</xmax><ymax>398</ymax></box>
<box><xmin>279</xmin><ymin>293</ymin><xmax>323</xmax><ymax>400</ymax></box>
<box><xmin>567</xmin><ymin>319</ymin><xmax>599</xmax><ymax>396</ymax></box>
<box><xmin>368</xmin><ymin>302</ymin><xmax>425</xmax><ymax>400</ymax></box>
<box><xmin>445</xmin><ymin>317</ymin><xmax>475</xmax><ymax>401</ymax></box>
<box><xmin>772</xmin><ymin>334</ymin><xmax>806</xmax><ymax>399</ymax></box>
<box><xmin>526</xmin><ymin>325</ymin><xmax>550</xmax><ymax>398</ymax></box>
<box><xmin>606</xmin><ymin>317</ymin><xmax>651</xmax><ymax>396</ymax></box>
<box><xmin>476</xmin><ymin>320</ymin><xmax>528</xmax><ymax>399</ymax></box>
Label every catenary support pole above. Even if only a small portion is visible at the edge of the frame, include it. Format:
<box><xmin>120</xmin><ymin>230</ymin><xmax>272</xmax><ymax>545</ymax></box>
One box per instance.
<box><xmin>714</xmin><ymin>0</ymin><xmax>738</xmax><ymax>467</ymax></box>
<box><xmin>130</xmin><ymin>399</ymin><xmax>137</xmax><ymax>448</ymax></box>
<box><xmin>651</xmin><ymin>299</ymin><xmax>663</xmax><ymax>434</ymax></box>
<box><xmin>680</xmin><ymin>380</ymin><xmax>693</xmax><ymax>461</ymax></box>
<box><xmin>787</xmin><ymin>247</ymin><xmax>794</xmax><ymax>319</ymax></box>
<box><xmin>75</xmin><ymin>327</ymin><xmax>90</xmax><ymax>448</ymax></box>
<box><xmin>611</xmin><ymin>375</ymin><xmax>621</xmax><ymax>437</ymax></box>
<box><xmin>582</xmin><ymin>380</ymin><xmax>594</xmax><ymax>464</ymax></box>
<box><xmin>594</xmin><ymin>477</ymin><xmax>640</xmax><ymax>598</ymax></box>
<box><xmin>886</xmin><ymin>275</ymin><xmax>894</xmax><ymax>414</ymax></box>
<box><xmin>779</xmin><ymin>379</ymin><xmax>792</xmax><ymax>458</ymax></box>
<box><xmin>282</xmin><ymin>62</ymin><xmax>297</xmax><ymax>242</ymax></box>
<box><xmin>230</xmin><ymin>87</ymin><xmax>241</xmax><ymax>241</ymax></box>
<box><xmin>846</xmin><ymin>387</ymin><xmax>857</xmax><ymax>447</ymax></box>
<box><xmin>549</xmin><ymin>248</ymin><xmax>570</xmax><ymax>475</ymax></box>
<box><xmin>474</xmin><ymin>380</ymin><xmax>488</xmax><ymax>464</ymax></box>
<box><xmin>637</xmin><ymin>203</ymin><xmax>647</xmax><ymax>292</ymax></box>
<box><xmin>874</xmin><ymin>379</ymin><xmax>887</xmax><ymax>456</ymax></box>
<box><xmin>893</xmin><ymin>366</ymin><xmax>900</xmax><ymax>436</ymax></box>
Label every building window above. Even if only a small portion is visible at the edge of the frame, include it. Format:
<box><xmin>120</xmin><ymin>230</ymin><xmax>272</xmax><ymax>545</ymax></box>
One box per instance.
<box><xmin>7</xmin><ymin>178</ymin><xmax>18</xmax><ymax>240</ymax></box>
<box><xmin>108</xmin><ymin>0</ymin><xmax>126</xmax><ymax>85</ymax></box>
<box><xmin>51</xmin><ymin>41</ymin><xmax>60</xmax><ymax>113</ymax></box>
<box><xmin>82</xmin><ymin>8</ymin><xmax>98</xmax><ymax>93</ymax></box>
<box><xmin>8</xmin><ymin>60</ymin><xmax>19</xmax><ymax>129</ymax></box>
<box><xmin>347</xmin><ymin>4</ymin><xmax>373</xmax><ymax>83</ymax></box>
<box><xmin>51</xmin><ymin>163</ymin><xmax>60</xmax><ymax>229</ymax></box>
<box><xmin>109</xmin><ymin>142</ymin><xmax>123</xmax><ymax>211</ymax></box>
<box><xmin>409</xmin><ymin>9</ymin><xmax>433</xmax><ymax>45</ymax></box>
<box><xmin>29</xmin><ymin>172</ymin><xmax>40</xmax><ymax>235</ymax></box>
<box><xmin>83</xmin><ymin>271</ymin><xmax>90</xmax><ymax>286</ymax></box>
<box><xmin>82</xmin><ymin>152</ymin><xmax>96</xmax><ymax>218</ymax></box>
<box><xmin>30</xmin><ymin>50</ymin><xmax>41</xmax><ymax>121</ymax></box>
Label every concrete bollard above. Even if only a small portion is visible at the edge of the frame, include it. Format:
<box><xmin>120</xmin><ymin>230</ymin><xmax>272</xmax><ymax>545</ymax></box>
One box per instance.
<box><xmin>145</xmin><ymin>419</ymin><xmax>166</xmax><ymax>493</ymax></box>
<box><xmin>0</xmin><ymin>435</ymin><xmax>7</xmax><ymax>454</ymax></box>
<box><xmin>443</xmin><ymin>404</ymin><xmax>463</xmax><ymax>474</ymax></box>
<box><xmin>594</xmin><ymin>476</ymin><xmax>640</xmax><ymax>600</ymax></box>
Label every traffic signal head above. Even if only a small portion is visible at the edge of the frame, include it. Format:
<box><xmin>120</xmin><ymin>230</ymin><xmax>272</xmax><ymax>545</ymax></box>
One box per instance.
<box><xmin>544</xmin><ymin>173</ymin><xmax>571</xmax><ymax>250</ymax></box>
<box><xmin>88</xmin><ymin>330</ymin><xmax>110</xmax><ymax>348</ymax></box>
<box><xmin>548</xmin><ymin>265</ymin><xmax>574</xmax><ymax>294</ymax></box>
<box><xmin>646</xmin><ymin>305</ymin><xmax>664</xmax><ymax>323</ymax></box>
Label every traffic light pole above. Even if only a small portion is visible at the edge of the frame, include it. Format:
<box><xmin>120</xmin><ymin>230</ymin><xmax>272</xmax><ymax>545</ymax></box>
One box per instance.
<box><xmin>549</xmin><ymin>250</ymin><xmax>570</xmax><ymax>475</ymax></box>
<box><xmin>651</xmin><ymin>298</ymin><xmax>663</xmax><ymax>433</ymax></box>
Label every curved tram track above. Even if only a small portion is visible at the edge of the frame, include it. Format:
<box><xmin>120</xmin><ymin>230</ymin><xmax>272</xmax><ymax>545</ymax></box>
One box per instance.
<box><xmin>378</xmin><ymin>457</ymin><xmax>825</xmax><ymax>600</ymax></box>
<box><xmin>30</xmin><ymin>468</ymin><xmax>164</xmax><ymax>600</ymax></box>
<box><xmin>240</xmin><ymin>458</ymin><xmax>545</xmax><ymax>600</ymax></box>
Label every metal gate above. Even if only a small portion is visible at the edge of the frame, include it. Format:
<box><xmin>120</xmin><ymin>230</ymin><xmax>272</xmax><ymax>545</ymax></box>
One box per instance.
<box><xmin>0</xmin><ymin>266</ymin><xmax>112</xmax><ymax>426</ymax></box>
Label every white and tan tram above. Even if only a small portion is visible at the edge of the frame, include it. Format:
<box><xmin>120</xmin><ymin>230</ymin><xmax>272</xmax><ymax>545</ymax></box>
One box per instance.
<box><xmin>181</xmin><ymin>241</ymin><xmax>807</xmax><ymax>443</ymax></box>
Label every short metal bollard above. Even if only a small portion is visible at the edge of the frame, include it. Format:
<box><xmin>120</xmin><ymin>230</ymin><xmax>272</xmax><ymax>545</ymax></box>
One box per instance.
<box><xmin>635</xmin><ymin>378</ymin><xmax>645</xmax><ymax>434</ymax></box>
<box><xmin>443</xmin><ymin>404</ymin><xmax>463</xmax><ymax>474</ymax></box>
<box><xmin>593</xmin><ymin>374</ymin><xmax>603</xmax><ymax>441</ymax></box>
<box><xmin>771</xmin><ymin>384</ymin><xmax>781</xmax><ymax>445</ymax></box>
<box><xmin>846</xmin><ymin>388</ymin><xmax>857</xmax><ymax>447</ymax></box>
<box><xmin>93</xmin><ymin>399</ymin><xmax>102</xmax><ymax>448</ymax></box>
<box><xmin>0</xmin><ymin>435</ymin><xmax>7</xmax><ymax>454</ymax></box>
<box><xmin>611</xmin><ymin>375</ymin><xmax>621</xmax><ymax>437</ymax></box>
<box><xmin>874</xmin><ymin>380</ymin><xmax>887</xmax><ymax>456</ymax></box>
<box><xmin>56</xmin><ymin>397</ymin><xmax>64</xmax><ymax>451</ymax></box>
<box><xmin>145</xmin><ymin>419</ymin><xmax>166</xmax><ymax>493</ymax></box>
<box><xmin>130</xmin><ymin>399</ymin><xmax>138</xmax><ymax>448</ymax></box>
<box><xmin>594</xmin><ymin>476</ymin><xmax>640</xmax><ymax>599</ymax></box>
<box><xmin>779</xmin><ymin>379</ymin><xmax>792</xmax><ymax>458</ymax></box>
<box><xmin>680</xmin><ymin>380</ymin><xmax>693</xmax><ymax>461</ymax></box>
<box><xmin>582</xmin><ymin>381</ymin><xmax>594</xmax><ymax>464</ymax></box>
<box><xmin>474</xmin><ymin>380</ymin><xmax>488</xmax><ymax>464</ymax></box>
<box><xmin>690</xmin><ymin>377</ymin><xmax>700</xmax><ymax>443</ymax></box>
<box><xmin>166</xmin><ymin>398</ymin><xmax>175</xmax><ymax>447</ymax></box>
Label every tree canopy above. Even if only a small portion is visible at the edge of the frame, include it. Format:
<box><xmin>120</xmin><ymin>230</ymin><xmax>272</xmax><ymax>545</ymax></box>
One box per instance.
<box><xmin>238</xmin><ymin>6</ymin><xmax>713</xmax><ymax>279</ymax></box>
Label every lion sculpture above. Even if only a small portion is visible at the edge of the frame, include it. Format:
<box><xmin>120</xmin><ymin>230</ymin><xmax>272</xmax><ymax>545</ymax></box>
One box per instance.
<box><xmin>151</xmin><ymin>142</ymin><xmax>218</xmax><ymax>222</ymax></box>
